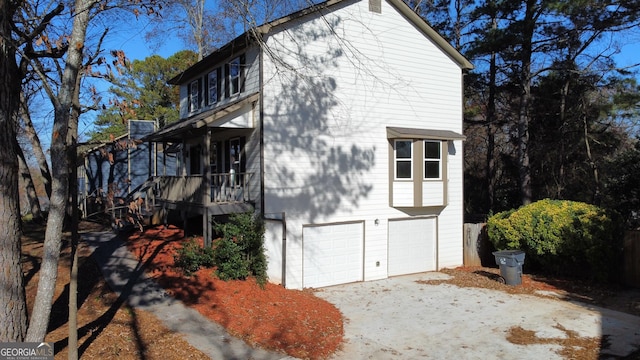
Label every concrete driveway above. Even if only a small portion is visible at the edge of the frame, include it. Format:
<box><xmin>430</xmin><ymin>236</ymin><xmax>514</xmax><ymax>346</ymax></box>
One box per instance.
<box><xmin>314</xmin><ymin>272</ymin><xmax>640</xmax><ymax>360</ymax></box>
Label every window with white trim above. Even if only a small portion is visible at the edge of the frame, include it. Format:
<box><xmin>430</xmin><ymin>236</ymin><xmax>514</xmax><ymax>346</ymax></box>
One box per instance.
<box><xmin>424</xmin><ymin>140</ymin><xmax>441</xmax><ymax>179</ymax></box>
<box><xmin>394</xmin><ymin>139</ymin><xmax>412</xmax><ymax>179</ymax></box>
<box><xmin>189</xmin><ymin>80</ymin><xmax>199</xmax><ymax>112</ymax></box>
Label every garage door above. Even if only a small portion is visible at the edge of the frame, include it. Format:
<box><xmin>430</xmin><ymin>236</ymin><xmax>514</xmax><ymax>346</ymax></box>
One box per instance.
<box><xmin>303</xmin><ymin>222</ymin><xmax>364</xmax><ymax>288</ymax></box>
<box><xmin>388</xmin><ymin>217</ymin><xmax>436</xmax><ymax>276</ymax></box>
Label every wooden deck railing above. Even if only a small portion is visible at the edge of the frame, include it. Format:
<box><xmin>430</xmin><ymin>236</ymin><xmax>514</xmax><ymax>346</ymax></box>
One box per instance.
<box><xmin>154</xmin><ymin>172</ymin><xmax>253</xmax><ymax>206</ymax></box>
<box><xmin>210</xmin><ymin>172</ymin><xmax>253</xmax><ymax>203</ymax></box>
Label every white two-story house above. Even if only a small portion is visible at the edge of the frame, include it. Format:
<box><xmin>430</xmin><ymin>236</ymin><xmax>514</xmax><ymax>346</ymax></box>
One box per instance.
<box><xmin>146</xmin><ymin>0</ymin><xmax>473</xmax><ymax>289</ymax></box>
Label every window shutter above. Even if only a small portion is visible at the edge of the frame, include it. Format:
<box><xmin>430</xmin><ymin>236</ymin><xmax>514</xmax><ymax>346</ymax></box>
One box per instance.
<box><xmin>216</xmin><ymin>141</ymin><xmax>223</xmax><ymax>174</ymax></box>
<box><xmin>187</xmin><ymin>85</ymin><xmax>192</xmax><ymax>110</ymax></box>
<box><xmin>198</xmin><ymin>78</ymin><xmax>203</xmax><ymax>108</ymax></box>
<box><xmin>224</xmin><ymin>63</ymin><xmax>230</xmax><ymax>98</ymax></box>
<box><xmin>217</xmin><ymin>68</ymin><xmax>222</xmax><ymax>99</ymax></box>
<box><xmin>224</xmin><ymin>140</ymin><xmax>230</xmax><ymax>172</ymax></box>
<box><xmin>203</xmin><ymin>74</ymin><xmax>209</xmax><ymax>105</ymax></box>
<box><xmin>239</xmin><ymin>136</ymin><xmax>246</xmax><ymax>173</ymax></box>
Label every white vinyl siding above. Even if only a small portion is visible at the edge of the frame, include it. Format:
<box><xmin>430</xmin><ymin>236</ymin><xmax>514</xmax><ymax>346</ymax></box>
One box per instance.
<box><xmin>260</xmin><ymin>0</ymin><xmax>465</xmax><ymax>289</ymax></box>
<box><xmin>422</xmin><ymin>181</ymin><xmax>444</xmax><ymax>206</ymax></box>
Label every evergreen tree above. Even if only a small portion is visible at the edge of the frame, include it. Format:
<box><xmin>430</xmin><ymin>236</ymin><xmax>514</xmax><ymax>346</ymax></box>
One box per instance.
<box><xmin>90</xmin><ymin>50</ymin><xmax>198</xmax><ymax>141</ymax></box>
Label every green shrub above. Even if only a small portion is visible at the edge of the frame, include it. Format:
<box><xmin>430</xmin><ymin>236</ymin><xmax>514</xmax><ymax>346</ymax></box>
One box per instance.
<box><xmin>174</xmin><ymin>238</ymin><xmax>215</xmax><ymax>275</ymax></box>
<box><xmin>487</xmin><ymin>199</ymin><xmax>623</xmax><ymax>282</ymax></box>
<box><xmin>212</xmin><ymin>211</ymin><xmax>268</xmax><ymax>286</ymax></box>
<box><xmin>212</xmin><ymin>238</ymin><xmax>249</xmax><ymax>281</ymax></box>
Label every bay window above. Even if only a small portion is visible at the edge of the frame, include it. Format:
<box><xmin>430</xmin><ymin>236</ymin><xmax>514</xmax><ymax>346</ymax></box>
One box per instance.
<box><xmin>394</xmin><ymin>140</ymin><xmax>413</xmax><ymax>180</ymax></box>
<box><xmin>387</xmin><ymin>127</ymin><xmax>465</xmax><ymax>207</ymax></box>
<box><xmin>424</xmin><ymin>140</ymin><xmax>441</xmax><ymax>179</ymax></box>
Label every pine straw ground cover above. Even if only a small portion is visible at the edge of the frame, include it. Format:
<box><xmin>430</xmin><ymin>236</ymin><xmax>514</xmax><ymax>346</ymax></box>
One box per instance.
<box><xmin>22</xmin><ymin>222</ymin><xmax>210</xmax><ymax>360</ymax></box>
<box><xmin>124</xmin><ymin>225</ymin><xmax>344</xmax><ymax>360</ymax></box>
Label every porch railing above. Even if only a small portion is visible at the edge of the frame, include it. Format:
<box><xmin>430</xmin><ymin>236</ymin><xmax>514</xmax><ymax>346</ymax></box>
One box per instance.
<box><xmin>210</xmin><ymin>172</ymin><xmax>253</xmax><ymax>203</ymax></box>
<box><xmin>154</xmin><ymin>172</ymin><xmax>253</xmax><ymax>206</ymax></box>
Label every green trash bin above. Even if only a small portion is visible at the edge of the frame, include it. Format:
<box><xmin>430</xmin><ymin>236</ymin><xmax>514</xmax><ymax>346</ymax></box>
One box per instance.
<box><xmin>492</xmin><ymin>250</ymin><xmax>525</xmax><ymax>285</ymax></box>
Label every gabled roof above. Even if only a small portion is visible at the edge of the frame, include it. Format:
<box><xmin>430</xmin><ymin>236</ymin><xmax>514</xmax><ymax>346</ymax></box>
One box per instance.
<box><xmin>168</xmin><ymin>0</ymin><xmax>472</xmax><ymax>85</ymax></box>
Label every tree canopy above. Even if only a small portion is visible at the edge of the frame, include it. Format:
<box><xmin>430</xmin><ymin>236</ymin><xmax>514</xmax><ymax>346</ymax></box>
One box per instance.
<box><xmin>416</xmin><ymin>0</ymin><xmax>640</xmax><ymax>223</ymax></box>
<box><xmin>90</xmin><ymin>49</ymin><xmax>198</xmax><ymax>142</ymax></box>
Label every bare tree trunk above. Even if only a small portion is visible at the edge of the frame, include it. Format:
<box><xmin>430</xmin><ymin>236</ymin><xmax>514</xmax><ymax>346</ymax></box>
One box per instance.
<box><xmin>20</xmin><ymin>91</ymin><xmax>52</xmax><ymax>199</ymax></box>
<box><xmin>517</xmin><ymin>0</ymin><xmax>536</xmax><ymax>206</ymax></box>
<box><xmin>0</xmin><ymin>0</ymin><xmax>28</xmax><ymax>342</ymax></box>
<box><xmin>67</xmin><ymin>59</ymin><xmax>83</xmax><ymax>360</ymax></box>
<box><xmin>16</xmin><ymin>139</ymin><xmax>44</xmax><ymax>221</ymax></box>
<box><xmin>556</xmin><ymin>78</ymin><xmax>570</xmax><ymax>198</ymax></box>
<box><xmin>582</xmin><ymin>100</ymin><xmax>601</xmax><ymax>205</ymax></box>
<box><xmin>486</xmin><ymin>12</ymin><xmax>497</xmax><ymax>212</ymax></box>
<box><xmin>26</xmin><ymin>0</ymin><xmax>96</xmax><ymax>342</ymax></box>
<box><xmin>184</xmin><ymin>0</ymin><xmax>206</xmax><ymax>60</ymax></box>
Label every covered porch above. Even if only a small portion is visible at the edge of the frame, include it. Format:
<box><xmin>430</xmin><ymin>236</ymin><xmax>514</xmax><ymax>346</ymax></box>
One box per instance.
<box><xmin>143</xmin><ymin>93</ymin><xmax>260</xmax><ymax>245</ymax></box>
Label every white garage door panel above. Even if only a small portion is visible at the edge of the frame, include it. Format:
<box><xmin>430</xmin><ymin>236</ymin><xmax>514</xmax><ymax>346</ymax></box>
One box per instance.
<box><xmin>388</xmin><ymin>218</ymin><xmax>436</xmax><ymax>276</ymax></box>
<box><xmin>303</xmin><ymin>222</ymin><xmax>364</xmax><ymax>288</ymax></box>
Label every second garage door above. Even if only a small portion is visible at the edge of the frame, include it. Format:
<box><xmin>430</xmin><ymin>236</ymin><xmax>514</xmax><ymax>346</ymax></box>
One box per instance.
<box><xmin>303</xmin><ymin>222</ymin><xmax>364</xmax><ymax>288</ymax></box>
<box><xmin>388</xmin><ymin>217</ymin><xmax>436</xmax><ymax>276</ymax></box>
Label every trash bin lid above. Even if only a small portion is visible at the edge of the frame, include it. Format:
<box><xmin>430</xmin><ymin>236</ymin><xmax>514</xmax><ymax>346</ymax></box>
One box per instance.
<box><xmin>492</xmin><ymin>250</ymin><xmax>525</xmax><ymax>262</ymax></box>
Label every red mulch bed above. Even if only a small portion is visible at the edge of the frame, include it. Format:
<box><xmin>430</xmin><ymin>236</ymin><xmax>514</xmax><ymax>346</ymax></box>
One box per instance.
<box><xmin>124</xmin><ymin>225</ymin><xmax>343</xmax><ymax>360</ymax></box>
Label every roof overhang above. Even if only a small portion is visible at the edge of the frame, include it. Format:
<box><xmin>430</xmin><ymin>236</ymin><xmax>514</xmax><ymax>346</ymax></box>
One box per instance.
<box><xmin>262</xmin><ymin>0</ymin><xmax>473</xmax><ymax>71</ymax></box>
<box><xmin>144</xmin><ymin>92</ymin><xmax>260</xmax><ymax>142</ymax></box>
<box><xmin>168</xmin><ymin>0</ymin><xmax>473</xmax><ymax>86</ymax></box>
<box><xmin>387</xmin><ymin>126</ymin><xmax>466</xmax><ymax>141</ymax></box>
<box><xmin>387</xmin><ymin>0</ymin><xmax>473</xmax><ymax>70</ymax></box>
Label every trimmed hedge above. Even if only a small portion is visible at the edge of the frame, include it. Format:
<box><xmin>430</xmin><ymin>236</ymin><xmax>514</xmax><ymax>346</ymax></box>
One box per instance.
<box><xmin>487</xmin><ymin>199</ymin><xmax>623</xmax><ymax>282</ymax></box>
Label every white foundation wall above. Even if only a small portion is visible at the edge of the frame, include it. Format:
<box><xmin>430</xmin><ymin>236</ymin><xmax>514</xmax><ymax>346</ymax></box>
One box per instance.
<box><xmin>260</xmin><ymin>0</ymin><xmax>465</xmax><ymax>289</ymax></box>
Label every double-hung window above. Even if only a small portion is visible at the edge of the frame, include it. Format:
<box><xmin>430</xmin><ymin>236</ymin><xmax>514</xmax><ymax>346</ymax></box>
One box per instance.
<box><xmin>229</xmin><ymin>57</ymin><xmax>241</xmax><ymax>95</ymax></box>
<box><xmin>189</xmin><ymin>80</ymin><xmax>199</xmax><ymax>112</ymax></box>
<box><xmin>424</xmin><ymin>140</ymin><xmax>441</xmax><ymax>179</ymax></box>
<box><xmin>388</xmin><ymin>127</ymin><xmax>465</xmax><ymax>207</ymax></box>
<box><xmin>207</xmin><ymin>69</ymin><xmax>219</xmax><ymax>105</ymax></box>
<box><xmin>394</xmin><ymin>140</ymin><xmax>413</xmax><ymax>179</ymax></box>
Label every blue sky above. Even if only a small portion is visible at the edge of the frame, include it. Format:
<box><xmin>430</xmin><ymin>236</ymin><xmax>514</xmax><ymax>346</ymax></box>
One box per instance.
<box><xmin>109</xmin><ymin>16</ymin><xmax>640</xmax><ymax>69</ymax></box>
<box><xmin>77</xmin><ymin>12</ymin><xmax>640</xmax><ymax>142</ymax></box>
<box><xmin>617</xmin><ymin>41</ymin><xmax>640</xmax><ymax>73</ymax></box>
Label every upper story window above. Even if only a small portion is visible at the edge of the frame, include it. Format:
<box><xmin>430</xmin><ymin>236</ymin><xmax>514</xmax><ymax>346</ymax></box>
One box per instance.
<box><xmin>207</xmin><ymin>69</ymin><xmax>220</xmax><ymax>105</ymax></box>
<box><xmin>226</xmin><ymin>54</ymin><xmax>245</xmax><ymax>97</ymax></box>
<box><xmin>229</xmin><ymin>57</ymin><xmax>241</xmax><ymax>95</ymax></box>
<box><xmin>424</xmin><ymin>140</ymin><xmax>442</xmax><ymax>179</ymax></box>
<box><xmin>189</xmin><ymin>79</ymin><xmax>200</xmax><ymax>112</ymax></box>
<box><xmin>184</xmin><ymin>55</ymin><xmax>246</xmax><ymax>116</ymax></box>
<box><xmin>387</xmin><ymin>127</ymin><xmax>465</xmax><ymax>208</ymax></box>
<box><xmin>394</xmin><ymin>139</ymin><xmax>412</xmax><ymax>180</ymax></box>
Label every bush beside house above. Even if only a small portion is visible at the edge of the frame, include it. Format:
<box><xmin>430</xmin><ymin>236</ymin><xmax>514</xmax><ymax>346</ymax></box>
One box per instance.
<box><xmin>175</xmin><ymin>212</ymin><xmax>268</xmax><ymax>286</ymax></box>
<box><xmin>487</xmin><ymin>199</ymin><xmax>624</xmax><ymax>282</ymax></box>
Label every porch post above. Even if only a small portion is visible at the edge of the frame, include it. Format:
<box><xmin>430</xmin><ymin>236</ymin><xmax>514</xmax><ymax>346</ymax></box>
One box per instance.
<box><xmin>203</xmin><ymin>130</ymin><xmax>212</xmax><ymax>247</ymax></box>
<box><xmin>204</xmin><ymin>208</ymin><xmax>211</xmax><ymax>247</ymax></box>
